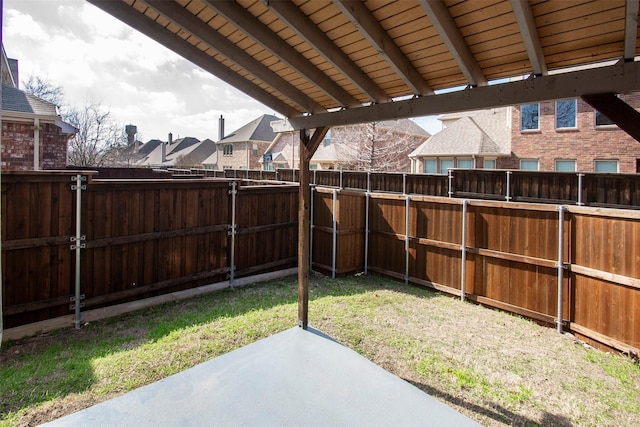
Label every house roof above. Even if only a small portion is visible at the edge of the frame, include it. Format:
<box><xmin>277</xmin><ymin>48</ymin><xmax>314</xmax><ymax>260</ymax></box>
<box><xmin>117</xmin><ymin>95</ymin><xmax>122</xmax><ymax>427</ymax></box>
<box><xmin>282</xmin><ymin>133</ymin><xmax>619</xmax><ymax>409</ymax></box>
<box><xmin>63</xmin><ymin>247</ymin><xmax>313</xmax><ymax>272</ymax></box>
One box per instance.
<box><xmin>1</xmin><ymin>82</ymin><xmax>58</xmax><ymax>116</ymax></box>
<box><xmin>178</xmin><ymin>138</ymin><xmax>217</xmax><ymax>166</ymax></box>
<box><xmin>311</xmin><ymin>141</ymin><xmax>353</xmax><ymax>164</ymax></box>
<box><xmin>377</xmin><ymin>119</ymin><xmax>430</xmax><ymax>137</ymax></box>
<box><xmin>137</xmin><ymin>136</ymin><xmax>202</xmax><ymax>167</ymax></box>
<box><xmin>139</xmin><ymin>139</ymin><xmax>163</xmax><ymax>156</ymax></box>
<box><xmin>218</xmin><ymin>114</ymin><xmax>280</xmax><ymax>144</ymax></box>
<box><xmin>410</xmin><ymin>108</ymin><xmax>510</xmax><ymax>158</ymax></box>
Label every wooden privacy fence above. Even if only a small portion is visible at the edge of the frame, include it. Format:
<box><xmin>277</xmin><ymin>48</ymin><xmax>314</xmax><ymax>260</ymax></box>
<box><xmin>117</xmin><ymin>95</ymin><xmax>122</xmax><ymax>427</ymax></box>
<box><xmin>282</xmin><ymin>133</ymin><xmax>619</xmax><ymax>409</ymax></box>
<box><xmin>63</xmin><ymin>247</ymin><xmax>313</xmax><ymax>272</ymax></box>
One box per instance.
<box><xmin>2</xmin><ymin>171</ymin><xmax>639</xmax><ymax>355</ymax></box>
<box><xmin>312</xmin><ymin>187</ymin><xmax>640</xmax><ymax>354</ymax></box>
<box><xmin>205</xmin><ymin>168</ymin><xmax>640</xmax><ymax>209</ymax></box>
<box><xmin>1</xmin><ymin>172</ymin><xmax>298</xmax><ymax>330</ymax></box>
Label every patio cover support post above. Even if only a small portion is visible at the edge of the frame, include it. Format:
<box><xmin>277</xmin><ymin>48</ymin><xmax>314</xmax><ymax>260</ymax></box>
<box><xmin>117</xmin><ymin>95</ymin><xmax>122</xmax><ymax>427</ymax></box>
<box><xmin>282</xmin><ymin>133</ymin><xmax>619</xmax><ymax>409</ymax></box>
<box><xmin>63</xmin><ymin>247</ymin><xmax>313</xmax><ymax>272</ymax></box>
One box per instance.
<box><xmin>298</xmin><ymin>127</ymin><xmax>329</xmax><ymax>329</ymax></box>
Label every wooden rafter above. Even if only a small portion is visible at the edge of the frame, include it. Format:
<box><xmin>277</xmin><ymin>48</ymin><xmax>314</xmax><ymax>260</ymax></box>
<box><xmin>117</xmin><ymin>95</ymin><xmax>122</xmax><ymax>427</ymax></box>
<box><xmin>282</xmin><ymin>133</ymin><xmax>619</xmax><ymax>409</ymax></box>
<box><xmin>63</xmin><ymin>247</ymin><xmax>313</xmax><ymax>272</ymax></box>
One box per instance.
<box><xmin>261</xmin><ymin>0</ymin><xmax>389</xmax><ymax>104</ymax></box>
<box><xmin>144</xmin><ymin>0</ymin><xmax>322</xmax><ymax>114</ymax></box>
<box><xmin>201</xmin><ymin>0</ymin><xmax>359</xmax><ymax>109</ymax></box>
<box><xmin>511</xmin><ymin>0</ymin><xmax>547</xmax><ymax>76</ymax></box>
<box><xmin>333</xmin><ymin>0</ymin><xmax>433</xmax><ymax>96</ymax></box>
<box><xmin>624</xmin><ymin>0</ymin><xmax>639</xmax><ymax>61</ymax></box>
<box><xmin>419</xmin><ymin>0</ymin><xmax>487</xmax><ymax>86</ymax></box>
<box><xmin>88</xmin><ymin>0</ymin><xmax>299</xmax><ymax>118</ymax></box>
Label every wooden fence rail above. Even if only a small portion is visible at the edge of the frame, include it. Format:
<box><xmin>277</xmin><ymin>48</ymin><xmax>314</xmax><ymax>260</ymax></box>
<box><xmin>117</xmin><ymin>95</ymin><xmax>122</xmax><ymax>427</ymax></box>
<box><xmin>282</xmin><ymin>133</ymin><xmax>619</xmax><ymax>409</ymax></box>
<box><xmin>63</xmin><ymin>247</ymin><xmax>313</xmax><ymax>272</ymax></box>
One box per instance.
<box><xmin>3</xmin><ymin>171</ymin><xmax>639</xmax><ymax>355</ymax></box>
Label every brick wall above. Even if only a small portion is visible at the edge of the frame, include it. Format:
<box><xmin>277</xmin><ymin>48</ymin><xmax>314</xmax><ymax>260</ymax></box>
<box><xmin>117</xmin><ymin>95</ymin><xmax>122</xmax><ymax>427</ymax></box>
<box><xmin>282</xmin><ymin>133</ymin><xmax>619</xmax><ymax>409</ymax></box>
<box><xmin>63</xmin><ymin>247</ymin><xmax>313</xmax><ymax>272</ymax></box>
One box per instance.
<box><xmin>218</xmin><ymin>141</ymin><xmax>271</xmax><ymax>170</ymax></box>
<box><xmin>1</xmin><ymin>120</ymin><xmax>69</xmax><ymax>170</ymax></box>
<box><xmin>505</xmin><ymin>94</ymin><xmax>640</xmax><ymax>172</ymax></box>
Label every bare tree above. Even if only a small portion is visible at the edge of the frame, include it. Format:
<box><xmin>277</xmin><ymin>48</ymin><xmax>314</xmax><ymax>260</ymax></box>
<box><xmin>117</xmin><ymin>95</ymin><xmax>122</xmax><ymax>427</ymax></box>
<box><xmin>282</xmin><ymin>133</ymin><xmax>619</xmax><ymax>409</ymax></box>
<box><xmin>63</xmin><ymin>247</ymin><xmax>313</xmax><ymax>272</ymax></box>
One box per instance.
<box><xmin>66</xmin><ymin>103</ymin><xmax>128</xmax><ymax>167</ymax></box>
<box><xmin>23</xmin><ymin>75</ymin><xmax>64</xmax><ymax>107</ymax></box>
<box><xmin>333</xmin><ymin>122</ymin><xmax>421</xmax><ymax>172</ymax></box>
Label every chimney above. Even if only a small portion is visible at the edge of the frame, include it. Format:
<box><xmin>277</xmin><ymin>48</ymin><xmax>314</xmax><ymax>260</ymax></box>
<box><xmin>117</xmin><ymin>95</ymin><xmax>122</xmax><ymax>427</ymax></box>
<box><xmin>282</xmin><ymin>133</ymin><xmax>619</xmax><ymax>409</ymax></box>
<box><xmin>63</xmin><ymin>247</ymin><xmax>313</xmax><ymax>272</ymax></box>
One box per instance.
<box><xmin>218</xmin><ymin>115</ymin><xmax>225</xmax><ymax>141</ymax></box>
<box><xmin>162</xmin><ymin>133</ymin><xmax>171</xmax><ymax>163</ymax></box>
<box><xmin>168</xmin><ymin>132</ymin><xmax>173</xmax><ymax>145</ymax></box>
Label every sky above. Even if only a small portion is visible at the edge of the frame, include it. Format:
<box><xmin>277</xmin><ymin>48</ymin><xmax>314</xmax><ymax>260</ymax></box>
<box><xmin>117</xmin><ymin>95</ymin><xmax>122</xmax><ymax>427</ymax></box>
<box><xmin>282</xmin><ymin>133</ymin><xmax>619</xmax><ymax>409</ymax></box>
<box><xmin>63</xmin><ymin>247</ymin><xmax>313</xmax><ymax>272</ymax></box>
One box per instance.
<box><xmin>2</xmin><ymin>0</ymin><xmax>442</xmax><ymax>142</ymax></box>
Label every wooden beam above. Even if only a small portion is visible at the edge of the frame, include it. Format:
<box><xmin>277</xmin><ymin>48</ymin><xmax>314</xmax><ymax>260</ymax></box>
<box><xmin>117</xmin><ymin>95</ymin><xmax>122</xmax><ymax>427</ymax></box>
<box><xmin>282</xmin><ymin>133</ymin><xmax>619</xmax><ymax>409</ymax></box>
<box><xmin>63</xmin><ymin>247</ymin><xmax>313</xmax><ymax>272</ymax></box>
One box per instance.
<box><xmin>625</xmin><ymin>0</ymin><xmax>639</xmax><ymax>60</ymax></box>
<box><xmin>297</xmin><ymin>126</ymin><xmax>329</xmax><ymax>329</ymax></box>
<box><xmin>419</xmin><ymin>0</ymin><xmax>487</xmax><ymax>86</ymax></box>
<box><xmin>202</xmin><ymin>0</ymin><xmax>360</xmax><ymax>109</ymax></box>
<box><xmin>287</xmin><ymin>61</ymin><xmax>640</xmax><ymax>130</ymax></box>
<box><xmin>261</xmin><ymin>0</ymin><xmax>389</xmax><ymax>104</ymax></box>
<box><xmin>144</xmin><ymin>0</ymin><xmax>324</xmax><ymax>114</ymax></box>
<box><xmin>87</xmin><ymin>0</ymin><xmax>299</xmax><ymax>118</ymax></box>
<box><xmin>510</xmin><ymin>0</ymin><xmax>548</xmax><ymax>76</ymax></box>
<box><xmin>581</xmin><ymin>92</ymin><xmax>640</xmax><ymax>143</ymax></box>
<box><xmin>333</xmin><ymin>0</ymin><xmax>433</xmax><ymax>96</ymax></box>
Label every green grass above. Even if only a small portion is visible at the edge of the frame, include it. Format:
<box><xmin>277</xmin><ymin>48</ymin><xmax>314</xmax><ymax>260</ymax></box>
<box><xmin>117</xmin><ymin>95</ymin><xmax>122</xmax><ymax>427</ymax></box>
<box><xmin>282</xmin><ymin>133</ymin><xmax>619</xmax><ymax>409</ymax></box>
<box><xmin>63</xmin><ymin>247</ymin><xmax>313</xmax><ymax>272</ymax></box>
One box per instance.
<box><xmin>1</xmin><ymin>274</ymin><xmax>639</xmax><ymax>427</ymax></box>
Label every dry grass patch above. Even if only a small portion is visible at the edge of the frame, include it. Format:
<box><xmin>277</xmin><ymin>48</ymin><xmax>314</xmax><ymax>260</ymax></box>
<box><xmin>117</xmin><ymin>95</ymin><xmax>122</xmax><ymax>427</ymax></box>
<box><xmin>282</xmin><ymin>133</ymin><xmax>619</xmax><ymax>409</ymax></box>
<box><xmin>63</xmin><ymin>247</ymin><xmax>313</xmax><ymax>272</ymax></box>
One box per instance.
<box><xmin>1</xmin><ymin>274</ymin><xmax>639</xmax><ymax>426</ymax></box>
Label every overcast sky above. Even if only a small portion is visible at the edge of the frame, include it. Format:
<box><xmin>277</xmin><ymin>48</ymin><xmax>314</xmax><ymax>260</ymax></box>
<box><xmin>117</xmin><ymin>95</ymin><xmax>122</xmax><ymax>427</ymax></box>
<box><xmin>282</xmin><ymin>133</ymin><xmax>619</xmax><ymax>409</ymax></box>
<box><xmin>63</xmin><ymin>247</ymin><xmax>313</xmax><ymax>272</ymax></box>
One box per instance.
<box><xmin>3</xmin><ymin>0</ymin><xmax>441</xmax><ymax>142</ymax></box>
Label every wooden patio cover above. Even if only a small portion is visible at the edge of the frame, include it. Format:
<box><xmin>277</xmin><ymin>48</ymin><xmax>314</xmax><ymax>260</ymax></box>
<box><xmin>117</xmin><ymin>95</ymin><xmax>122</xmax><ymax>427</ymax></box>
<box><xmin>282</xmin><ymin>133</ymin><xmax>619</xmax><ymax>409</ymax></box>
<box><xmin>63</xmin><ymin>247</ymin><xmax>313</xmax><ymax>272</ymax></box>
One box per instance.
<box><xmin>88</xmin><ymin>0</ymin><xmax>640</xmax><ymax>327</ymax></box>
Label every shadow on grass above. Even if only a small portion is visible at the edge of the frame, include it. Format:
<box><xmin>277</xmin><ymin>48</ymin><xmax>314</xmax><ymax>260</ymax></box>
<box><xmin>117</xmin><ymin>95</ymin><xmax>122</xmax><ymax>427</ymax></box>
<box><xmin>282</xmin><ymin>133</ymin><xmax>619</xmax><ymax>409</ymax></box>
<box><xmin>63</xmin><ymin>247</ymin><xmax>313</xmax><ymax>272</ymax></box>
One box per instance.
<box><xmin>404</xmin><ymin>378</ymin><xmax>574</xmax><ymax>427</ymax></box>
<box><xmin>1</xmin><ymin>272</ymin><xmax>430</xmax><ymax>421</ymax></box>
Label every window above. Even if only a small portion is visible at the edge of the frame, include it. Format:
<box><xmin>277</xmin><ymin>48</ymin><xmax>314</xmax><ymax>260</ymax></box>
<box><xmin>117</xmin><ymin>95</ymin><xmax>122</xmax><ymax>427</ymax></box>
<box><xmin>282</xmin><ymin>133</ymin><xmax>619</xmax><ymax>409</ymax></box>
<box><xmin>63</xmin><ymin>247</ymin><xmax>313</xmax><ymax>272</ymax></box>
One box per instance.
<box><xmin>439</xmin><ymin>159</ymin><xmax>454</xmax><ymax>174</ymax></box>
<box><xmin>594</xmin><ymin>160</ymin><xmax>618</xmax><ymax>173</ymax></box>
<box><xmin>423</xmin><ymin>159</ymin><xmax>437</xmax><ymax>174</ymax></box>
<box><xmin>223</xmin><ymin>144</ymin><xmax>233</xmax><ymax>156</ymax></box>
<box><xmin>595</xmin><ymin>110</ymin><xmax>615</xmax><ymax>127</ymax></box>
<box><xmin>555</xmin><ymin>159</ymin><xmax>576</xmax><ymax>172</ymax></box>
<box><xmin>252</xmin><ymin>143</ymin><xmax>258</xmax><ymax>156</ymax></box>
<box><xmin>223</xmin><ymin>165</ymin><xmax>232</xmax><ymax>170</ymax></box>
<box><xmin>521</xmin><ymin>103</ymin><xmax>539</xmax><ymax>130</ymax></box>
<box><xmin>484</xmin><ymin>159</ymin><xmax>496</xmax><ymax>169</ymax></box>
<box><xmin>323</xmin><ymin>130</ymin><xmax>331</xmax><ymax>146</ymax></box>
<box><xmin>457</xmin><ymin>158</ymin><xmax>474</xmax><ymax>169</ymax></box>
<box><xmin>264</xmin><ymin>163</ymin><xmax>274</xmax><ymax>171</ymax></box>
<box><xmin>556</xmin><ymin>99</ymin><xmax>577</xmax><ymax>129</ymax></box>
<box><xmin>520</xmin><ymin>159</ymin><xmax>539</xmax><ymax>171</ymax></box>
<box><xmin>309</xmin><ymin>164</ymin><xmax>318</xmax><ymax>170</ymax></box>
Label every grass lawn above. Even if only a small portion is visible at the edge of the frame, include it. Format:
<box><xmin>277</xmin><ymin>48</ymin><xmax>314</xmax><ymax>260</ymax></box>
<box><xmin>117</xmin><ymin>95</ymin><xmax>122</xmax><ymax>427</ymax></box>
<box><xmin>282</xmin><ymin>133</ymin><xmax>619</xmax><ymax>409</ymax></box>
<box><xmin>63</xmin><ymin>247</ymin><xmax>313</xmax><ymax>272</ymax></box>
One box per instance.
<box><xmin>1</xmin><ymin>274</ymin><xmax>639</xmax><ymax>426</ymax></box>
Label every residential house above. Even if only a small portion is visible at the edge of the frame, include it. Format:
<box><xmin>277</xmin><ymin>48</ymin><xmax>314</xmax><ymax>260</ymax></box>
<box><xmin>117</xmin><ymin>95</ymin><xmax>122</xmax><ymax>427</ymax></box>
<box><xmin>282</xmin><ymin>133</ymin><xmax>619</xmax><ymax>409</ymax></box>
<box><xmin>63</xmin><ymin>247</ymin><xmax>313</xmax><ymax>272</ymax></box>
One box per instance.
<box><xmin>136</xmin><ymin>134</ymin><xmax>207</xmax><ymax>168</ymax></box>
<box><xmin>1</xmin><ymin>45</ymin><xmax>76</xmax><ymax>170</ymax></box>
<box><xmin>411</xmin><ymin>95</ymin><xmax>640</xmax><ymax>174</ymax></box>
<box><xmin>261</xmin><ymin>119</ymin><xmax>430</xmax><ymax>172</ymax></box>
<box><xmin>410</xmin><ymin>108</ymin><xmax>511</xmax><ymax>173</ymax></box>
<box><xmin>212</xmin><ymin>114</ymin><xmax>280</xmax><ymax>170</ymax></box>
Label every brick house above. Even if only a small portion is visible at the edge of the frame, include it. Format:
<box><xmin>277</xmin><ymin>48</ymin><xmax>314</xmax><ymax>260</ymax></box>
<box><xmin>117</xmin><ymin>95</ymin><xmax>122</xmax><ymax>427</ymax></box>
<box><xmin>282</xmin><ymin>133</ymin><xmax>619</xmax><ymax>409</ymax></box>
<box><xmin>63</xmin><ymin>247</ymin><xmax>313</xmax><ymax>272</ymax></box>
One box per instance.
<box><xmin>207</xmin><ymin>114</ymin><xmax>279</xmax><ymax>170</ymax></box>
<box><xmin>410</xmin><ymin>95</ymin><xmax>640</xmax><ymax>174</ymax></box>
<box><xmin>1</xmin><ymin>46</ymin><xmax>76</xmax><ymax>171</ymax></box>
<box><xmin>507</xmin><ymin>94</ymin><xmax>640</xmax><ymax>173</ymax></box>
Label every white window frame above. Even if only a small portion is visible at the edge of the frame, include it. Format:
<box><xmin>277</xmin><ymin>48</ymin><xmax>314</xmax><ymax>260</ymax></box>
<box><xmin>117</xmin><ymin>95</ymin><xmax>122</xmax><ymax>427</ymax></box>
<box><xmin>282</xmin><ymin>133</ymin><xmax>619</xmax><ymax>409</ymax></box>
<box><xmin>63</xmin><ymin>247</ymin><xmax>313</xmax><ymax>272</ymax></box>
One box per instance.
<box><xmin>521</xmin><ymin>103</ymin><xmax>540</xmax><ymax>131</ymax></box>
<box><xmin>520</xmin><ymin>159</ymin><xmax>539</xmax><ymax>171</ymax></box>
<box><xmin>555</xmin><ymin>159</ymin><xmax>576</xmax><ymax>172</ymax></box>
<box><xmin>555</xmin><ymin>99</ymin><xmax>577</xmax><ymax>129</ymax></box>
<box><xmin>594</xmin><ymin>160</ymin><xmax>618</xmax><ymax>173</ymax></box>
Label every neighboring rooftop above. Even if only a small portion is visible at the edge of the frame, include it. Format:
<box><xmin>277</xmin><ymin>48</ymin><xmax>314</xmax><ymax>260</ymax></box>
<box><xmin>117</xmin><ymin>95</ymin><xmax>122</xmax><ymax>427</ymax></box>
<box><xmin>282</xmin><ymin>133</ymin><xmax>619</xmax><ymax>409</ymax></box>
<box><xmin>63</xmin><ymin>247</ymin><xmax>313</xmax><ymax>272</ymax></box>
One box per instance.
<box><xmin>218</xmin><ymin>114</ymin><xmax>280</xmax><ymax>143</ymax></box>
<box><xmin>1</xmin><ymin>82</ymin><xmax>58</xmax><ymax>116</ymax></box>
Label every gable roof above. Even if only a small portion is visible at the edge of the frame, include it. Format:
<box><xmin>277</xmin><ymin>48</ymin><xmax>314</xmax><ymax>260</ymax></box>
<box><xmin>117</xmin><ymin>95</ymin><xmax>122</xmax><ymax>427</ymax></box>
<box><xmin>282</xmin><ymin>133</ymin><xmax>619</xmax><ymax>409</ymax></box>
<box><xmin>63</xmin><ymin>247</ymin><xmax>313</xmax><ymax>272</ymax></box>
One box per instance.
<box><xmin>218</xmin><ymin>114</ymin><xmax>280</xmax><ymax>144</ymax></box>
<box><xmin>136</xmin><ymin>136</ymin><xmax>202</xmax><ymax>167</ymax></box>
<box><xmin>2</xmin><ymin>83</ymin><xmax>58</xmax><ymax>116</ymax></box>
<box><xmin>139</xmin><ymin>139</ymin><xmax>163</xmax><ymax>156</ymax></box>
<box><xmin>410</xmin><ymin>108</ymin><xmax>510</xmax><ymax>158</ymax></box>
<box><xmin>178</xmin><ymin>139</ymin><xmax>217</xmax><ymax>166</ymax></box>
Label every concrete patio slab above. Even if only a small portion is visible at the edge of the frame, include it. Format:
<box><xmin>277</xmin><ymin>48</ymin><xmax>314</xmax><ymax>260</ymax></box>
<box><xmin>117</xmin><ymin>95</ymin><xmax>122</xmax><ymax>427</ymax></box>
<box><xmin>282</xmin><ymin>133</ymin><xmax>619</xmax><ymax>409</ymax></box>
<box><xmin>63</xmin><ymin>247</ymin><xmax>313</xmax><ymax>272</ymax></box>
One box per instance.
<box><xmin>44</xmin><ymin>326</ymin><xmax>479</xmax><ymax>426</ymax></box>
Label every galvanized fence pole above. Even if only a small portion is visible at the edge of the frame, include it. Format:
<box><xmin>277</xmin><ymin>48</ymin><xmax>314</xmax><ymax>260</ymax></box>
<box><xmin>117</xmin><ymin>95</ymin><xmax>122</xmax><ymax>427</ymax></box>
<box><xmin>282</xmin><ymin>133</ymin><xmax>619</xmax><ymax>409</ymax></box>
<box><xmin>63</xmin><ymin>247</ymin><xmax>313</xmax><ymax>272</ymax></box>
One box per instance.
<box><xmin>556</xmin><ymin>205</ymin><xmax>566</xmax><ymax>333</ymax></box>
<box><xmin>339</xmin><ymin>170</ymin><xmax>343</xmax><ymax>189</ymax></box>
<box><xmin>228</xmin><ymin>181</ymin><xmax>238</xmax><ymax>288</ymax></box>
<box><xmin>367</xmin><ymin>171</ymin><xmax>371</xmax><ymax>193</ymax></box>
<box><xmin>460</xmin><ymin>200</ymin><xmax>469</xmax><ymax>301</ymax></box>
<box><xmin>506</xmin><ymin>170</ymin><xmax>512</xmax><ymax>202</ymax></box>
<box><xmin>577</xmin><ymin>173</ymin><xmax>584</xmax><ymax>206</ymax></box>
<box><xmin>402</xmin><ymin>173</ymin><xmax>407</xmax><ymax>195</ymax></box>
<box><xmin>332</xmin><ymin>189</ymin><xmax>338</xmax><ymax>278</ymax></box>
<box><xmin>309</xmin><ymin>186</ymin><xmax>315</xmax><ymax>272</ymax></box>
<box><xmin>448</xmin><ymin>170</ymin><xmax>454</xmax><ymax>198</ymax></box>
<box><xmin>404</xmin><ymin>195</ymin><xmax>411</xmax><ymax>285</ymax></box>
<box><xmin>364</xmin><ymin>192</ymin><xmax>370</xmax><ymax>275</ymax></box>
<box><xmin>70</xmin><ymin>174</ymin><xmax>87</xmax><ymax>329</ymax></box>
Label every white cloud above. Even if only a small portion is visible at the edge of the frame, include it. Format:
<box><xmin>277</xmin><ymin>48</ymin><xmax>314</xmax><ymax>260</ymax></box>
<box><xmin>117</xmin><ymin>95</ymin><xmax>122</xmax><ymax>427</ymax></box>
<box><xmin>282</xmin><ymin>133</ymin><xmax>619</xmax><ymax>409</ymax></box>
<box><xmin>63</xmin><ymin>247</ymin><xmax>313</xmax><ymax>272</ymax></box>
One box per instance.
<box><xmin>3</xmin><ymin>0</ymin><xmax>274</xmax><ymax>142</ymax></box>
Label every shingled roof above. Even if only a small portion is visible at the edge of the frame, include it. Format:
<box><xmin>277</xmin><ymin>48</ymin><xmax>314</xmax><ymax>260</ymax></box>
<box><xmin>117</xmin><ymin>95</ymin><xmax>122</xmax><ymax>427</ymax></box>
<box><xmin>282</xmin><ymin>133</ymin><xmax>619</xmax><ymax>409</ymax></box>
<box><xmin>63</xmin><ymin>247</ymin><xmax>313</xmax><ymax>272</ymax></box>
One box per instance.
<box><xmin>2</xmin><ymin>83</ymin><xmax>58</xmax><ymax>116</ymax></box>
<box><xmin>410</xmin><ymin>108</ymin><xmax>510</xmax><ymax>158</ymax></box>
<box><xmin>218</xmin><ymin>114</ymin><xmax>280</xmax><ymax>144</ymax></box>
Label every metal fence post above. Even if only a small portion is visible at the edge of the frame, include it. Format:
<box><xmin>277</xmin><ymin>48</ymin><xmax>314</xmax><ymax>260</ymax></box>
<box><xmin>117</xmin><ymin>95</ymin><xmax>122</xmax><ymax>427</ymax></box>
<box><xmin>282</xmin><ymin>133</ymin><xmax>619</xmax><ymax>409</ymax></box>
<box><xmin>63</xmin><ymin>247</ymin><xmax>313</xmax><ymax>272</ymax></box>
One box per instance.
<box><xmin>70</xmin><ymin>174</ymin><xmax>87</xmax><ymax>329</ymax></box>
<box><xmin>577</xmin><ymin>173</ymin><xmax>584</xmax><ymax>206</ymax></box>
<box><xmin>228</xmin><ymin>181</ymin><xmax>238</xmax><ymax>288</ymax></box>
<box><xmin>339</xmin><ymin>170</ymin><xmax>343</xmax><ymax>189</ymax></box>
<box><xmin>448</xmin><ymin>170</ymin><xmax>454</xmax><ymax>197</ymax></box>
<box><xmin>332</xmin><ymin>188</ymin><xmax>338</xmax><ymax>278</ymax></box>
<box><xmin>364</xmin><ymin>192</ymin><xmax>370</xmax><ymax>275</ymax></box>
<box><xmin>556</xmin><ymin>205</ymin><xmax>565</xmax><ymax>333</ymax></box>
<box><xmin>460</xmin><ymin>200</ymin><xmax>469</xmax><ymax>301</ymax></box>
<box><xmin>405</xmin><ymin>195</ymin><xmax>411</xmax><ymax>285</ymax></box>
<box><xmin>403</xmin><ymin>173</ymin><xmax>407</xmax><ymax>195</ymax></box>
<box><xmin>367</xmin><ymin>171</ymin><xmax>371</xmax><ymax>193</ymax></box>
<box><xmin>310</xmin><ymin>186</ymin><xmax>315</xmax><ymax>272</ymax></box>
<box><xmin>506</xmin><ymin>170</ymin><xmax>512</xmax><ymax>202</ymax></box>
